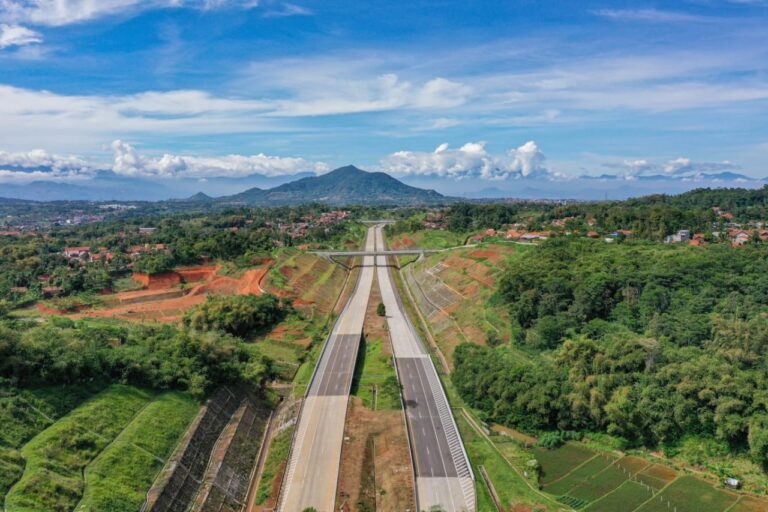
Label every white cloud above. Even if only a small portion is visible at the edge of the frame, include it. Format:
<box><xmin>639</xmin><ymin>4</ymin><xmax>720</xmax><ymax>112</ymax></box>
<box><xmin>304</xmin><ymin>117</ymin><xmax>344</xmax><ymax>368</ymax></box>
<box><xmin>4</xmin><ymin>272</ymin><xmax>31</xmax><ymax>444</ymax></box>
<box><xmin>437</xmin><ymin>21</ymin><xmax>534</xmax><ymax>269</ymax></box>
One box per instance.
<box><xmin>602</xmin><ymin>157</ymin><xmax>742</xmax><ymax>177</ymax></box>
<box><xmin>110</xmin><ymin>140</ymin><xmax>329</xmax><ymax>178</ymax></box>
<box><xmin>0</xmin><ymin>0</ymin><xmax>261</xmax><ymax>26</ymax></box>
<box><xmin>271</xmin><ymin>74</ymin><xmax>470</xmax><ymax>116</ymax></box>
<box><xmin>379</xmin><ymin>141</ymin><xmax>550</xmax><ymax>180</ymax></box>
<box><xmin>0</xmin><ymin>147</ymin><xmax>90</xmax><ymax>171</ymax></box>
<box><xmin>0</xmin><ymin>147</ymin><xmax>94</xmax><ymax>182</ymax></box>
<box><xmin>593</xmin><ymin>9</ymin><xmax>717</xmax><ymax>23</ymax></box>
<box><xmin>0</xmin><ymin>23</ymin><xmax>40</xmax><ymax>48</ymax></box>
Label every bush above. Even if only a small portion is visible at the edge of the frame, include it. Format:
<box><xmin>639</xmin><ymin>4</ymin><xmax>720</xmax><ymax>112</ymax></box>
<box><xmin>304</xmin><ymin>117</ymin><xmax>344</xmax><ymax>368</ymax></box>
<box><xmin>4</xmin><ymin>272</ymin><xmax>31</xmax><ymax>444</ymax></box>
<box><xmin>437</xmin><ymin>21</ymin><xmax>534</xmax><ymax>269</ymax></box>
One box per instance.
<box><xmin>377</xmin><ymin>302</ymin><xmax>386</xmax><ymax>316</ymax></box>
<box><xmin>536</xmin><ymin>431</ymin><xmax>581</xmax><ymax>449</ymax></box>
<box><xmin>183</xmin><ymin>293</ymin><xmax>289</xmax><ymax>337</ymax></box>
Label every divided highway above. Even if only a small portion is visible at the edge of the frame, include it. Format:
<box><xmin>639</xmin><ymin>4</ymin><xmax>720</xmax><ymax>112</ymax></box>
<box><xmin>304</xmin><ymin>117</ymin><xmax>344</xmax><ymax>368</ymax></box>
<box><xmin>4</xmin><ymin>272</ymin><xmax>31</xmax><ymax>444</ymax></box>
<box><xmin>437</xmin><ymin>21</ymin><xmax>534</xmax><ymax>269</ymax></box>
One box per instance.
<box><xmin>277</xmin><ymin>226</ymin><xmax>377</xmax><ymax>512</ymax></box>
<box><xmin>375</xmin><ymin>225</ymin><xmax>476</xmax><ymax>512</ymax></box>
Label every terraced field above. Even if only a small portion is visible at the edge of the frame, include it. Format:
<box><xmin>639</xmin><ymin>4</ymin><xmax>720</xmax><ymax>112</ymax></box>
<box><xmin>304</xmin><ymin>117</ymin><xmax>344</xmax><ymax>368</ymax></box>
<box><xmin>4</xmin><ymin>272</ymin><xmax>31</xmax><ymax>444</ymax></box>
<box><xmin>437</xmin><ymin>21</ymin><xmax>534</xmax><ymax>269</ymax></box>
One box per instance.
<box><xmin>534</xmin><ymin>442</ymin><xmax>768</xmax><ymax>512</ymax></box>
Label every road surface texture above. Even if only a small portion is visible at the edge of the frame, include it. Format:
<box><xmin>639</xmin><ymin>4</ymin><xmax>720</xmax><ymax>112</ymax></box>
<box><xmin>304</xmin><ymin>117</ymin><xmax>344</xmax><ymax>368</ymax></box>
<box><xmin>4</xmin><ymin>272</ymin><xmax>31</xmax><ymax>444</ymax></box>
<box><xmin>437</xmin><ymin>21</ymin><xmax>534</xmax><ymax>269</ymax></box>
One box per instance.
<box><xmin>375</xmin><ymin>225</ymin><xmax>476</xmax><ymax>512</ymax></box>
<box><xmin>277</xmin><ymin>226</ymin><xmax>377</xmax><ymax>512</ymax></box>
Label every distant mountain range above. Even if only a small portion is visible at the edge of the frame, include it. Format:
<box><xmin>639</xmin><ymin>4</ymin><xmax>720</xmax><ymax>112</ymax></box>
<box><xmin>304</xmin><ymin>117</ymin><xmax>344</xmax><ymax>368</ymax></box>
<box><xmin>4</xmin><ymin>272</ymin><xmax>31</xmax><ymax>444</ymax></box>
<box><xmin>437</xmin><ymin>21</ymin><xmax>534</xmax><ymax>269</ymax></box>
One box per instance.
<box><xmin>0</xmin><ymin>165</ymin><xmax>449</xmax><ymax>205</ymax></box>
<box><xmin>1</xmin><ymin>163</ymin><xmax>766</xmax><ymax>203</ymax></box>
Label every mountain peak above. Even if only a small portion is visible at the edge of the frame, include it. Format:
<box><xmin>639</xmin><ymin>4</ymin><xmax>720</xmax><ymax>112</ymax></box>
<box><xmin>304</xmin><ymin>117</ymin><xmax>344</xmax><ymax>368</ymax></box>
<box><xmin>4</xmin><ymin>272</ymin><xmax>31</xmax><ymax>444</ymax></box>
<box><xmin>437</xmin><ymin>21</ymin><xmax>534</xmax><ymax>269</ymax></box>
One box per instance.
<box><xmin>225</xmin><ymin>165</ymin><xmax>446</xmax><ymax>205</ymax></box>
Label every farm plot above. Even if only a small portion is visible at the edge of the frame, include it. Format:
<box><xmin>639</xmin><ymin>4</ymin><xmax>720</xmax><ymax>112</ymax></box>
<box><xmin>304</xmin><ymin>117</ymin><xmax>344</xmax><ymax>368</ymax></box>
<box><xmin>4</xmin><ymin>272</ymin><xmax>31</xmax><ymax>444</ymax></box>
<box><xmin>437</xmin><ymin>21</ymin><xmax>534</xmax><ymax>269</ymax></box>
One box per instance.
<box><xmin>543</xmin><ymin>452</ymin><xmax>619</xmax><ymax>496</ymax></box>
<box><xmin>634</xmin><ymin>476</ymin><xmax>739</xmax><ymax>512</ymax></box>
<box><xmin>5</xmin><ymin>385</ymin><xmax>152</xmax><ymax>512</ymax></box>
<box><xmin>76</xmin><ymin>392</ymin><xmax>199</xmax><ymax>512</ymax></box>
<box><xmin>535</xmin><ymin>442</ymin><xmax>768</xmax><ymax>512</ymax></box>
<box><xmin>584</xmin><ymin>481</ymin><xmax>653</xmax><ymax>512</ymax></box>
<box><xmin>567</xmin><ymin>456</ymin><xmax>650</xmax><ymax>502</ymax></box>
<box><xmin>635</xmin><ymin>463</ymin><xmax>678</xmax><ymax>490</ymax></box>
<box><xmin>533</xmin><ymin>443</ymin><xmax>595</xmax><ymax>486</ymax></box>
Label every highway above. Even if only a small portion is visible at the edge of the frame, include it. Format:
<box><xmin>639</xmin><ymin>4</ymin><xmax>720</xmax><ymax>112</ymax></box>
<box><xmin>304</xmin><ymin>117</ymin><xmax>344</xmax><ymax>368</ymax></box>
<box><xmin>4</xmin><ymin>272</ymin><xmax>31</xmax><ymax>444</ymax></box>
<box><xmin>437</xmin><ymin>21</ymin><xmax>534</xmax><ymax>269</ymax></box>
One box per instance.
<box><xmin>374</xmin><ymin>225</ymin><xmax>476</xmax><ymax>512</ymax></box>
<box><xmin>277</xmin><ymin>226</ymin><xmax>377</xmax><ymax>512</ymax></box>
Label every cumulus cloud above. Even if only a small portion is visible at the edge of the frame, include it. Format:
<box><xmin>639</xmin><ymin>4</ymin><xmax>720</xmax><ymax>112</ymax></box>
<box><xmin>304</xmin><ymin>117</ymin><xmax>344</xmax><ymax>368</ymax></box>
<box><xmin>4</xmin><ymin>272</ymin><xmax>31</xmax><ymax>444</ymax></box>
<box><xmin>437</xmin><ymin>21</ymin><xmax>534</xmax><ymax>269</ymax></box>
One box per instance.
<box><xmin>0</xmin><ymin>148</ymin><xmax>90</xmax><ymax>171</ymax></box>
<box><xmin>379</xmin><ymin>141</ymin><xmax>551</xmax><ymax>180</ymax></box>
<box><xmin>0</xmin><ymin>148</ymin><xmax>94</xmax><ymax>182</ymax></box>
<box><xmin>0</xmin><ymin>23</ymin><xmax>40</xmax><ymax>48</ymax></box>
<box><xmin>110</xmin><ymin>140</ymin><xmax>329</xmax><ymax>178</ymax></box>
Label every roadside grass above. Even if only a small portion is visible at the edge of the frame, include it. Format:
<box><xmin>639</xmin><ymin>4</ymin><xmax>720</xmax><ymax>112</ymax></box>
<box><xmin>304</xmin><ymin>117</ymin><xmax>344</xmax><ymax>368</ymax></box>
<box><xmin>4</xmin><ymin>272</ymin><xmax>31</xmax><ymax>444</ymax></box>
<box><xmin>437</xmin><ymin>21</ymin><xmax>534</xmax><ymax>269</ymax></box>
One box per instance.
<box><xmin>75</xmin><ymin>391</ymin><xmax>199</xmax><ymax>512</ymax></box>
<box><xmin>5</xmin><ymin>385</ymin><xmax>152</xmax><ymax>512</ymax></box>
<box><xmin>350</xmin><ymin>337</ymin><xmax>400</xmax><ymax>410</ymax></box>
<box><xmin>255</xmin><ymin>426</ymin><xmax>294</xmax><ymax>505</ymax></box>
<box><xmin>454</xmin><ymin>412</ymin><xmax>561</xmax><ymax>511</ymax></box>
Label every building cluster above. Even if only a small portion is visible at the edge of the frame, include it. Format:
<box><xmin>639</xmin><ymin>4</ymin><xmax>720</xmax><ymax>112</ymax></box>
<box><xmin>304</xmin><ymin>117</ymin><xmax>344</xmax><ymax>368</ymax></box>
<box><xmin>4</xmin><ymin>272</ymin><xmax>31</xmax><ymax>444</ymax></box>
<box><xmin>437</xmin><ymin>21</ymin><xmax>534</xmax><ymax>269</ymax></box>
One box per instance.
<box><xmin>423</xmin><ymin>212</ymin><xmax>447</xmax><ymax>230</ymax></box>
<box><xmin>663</xmin><ymin>208</ymin><xmax>768</xmax><ymax>246</ymax></box>
<box><xmin>268</xmin><ymin>210</ymin><xmax>351</xmax><ymax>239</ymax></box>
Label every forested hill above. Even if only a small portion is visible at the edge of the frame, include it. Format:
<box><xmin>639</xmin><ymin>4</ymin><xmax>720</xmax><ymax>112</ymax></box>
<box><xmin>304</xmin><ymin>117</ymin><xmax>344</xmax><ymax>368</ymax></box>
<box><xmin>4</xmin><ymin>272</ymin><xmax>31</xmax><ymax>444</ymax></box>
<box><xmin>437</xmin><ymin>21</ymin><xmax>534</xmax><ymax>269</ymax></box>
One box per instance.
<box><xmin>623</xmin><ymin>185</ymin><xmax>768</xmax><ymax>212</ymax></box>
<box><xmin>453</xmin><ymin>237</ymin><xmax>768</xmax><ymax>467</ymax></box>
<box><xmin>224</xmin><ymin>165</ymin><xmax>448</xmax><ymax>206</ymax></box>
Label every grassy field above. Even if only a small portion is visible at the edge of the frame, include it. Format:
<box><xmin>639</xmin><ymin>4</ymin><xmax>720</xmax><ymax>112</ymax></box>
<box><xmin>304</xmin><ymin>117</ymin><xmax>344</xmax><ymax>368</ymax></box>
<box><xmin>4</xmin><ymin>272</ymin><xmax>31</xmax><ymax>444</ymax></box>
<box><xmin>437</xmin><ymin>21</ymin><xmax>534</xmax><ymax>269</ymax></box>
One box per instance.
<box><xmin>0</xmin><ymin>384</ymin><xmax>102</xmax><ymax>498</ymax></box>
<box><xmin>387</xmin><ymin>229</ymin><xmax>466</xmax><ymax>249</ymax></box>
<box><xmin>255</xmin><ymin>426</ymin><xmax>294</xmax><ymax>505</ymax></box>
<box><xmin>75</xmin><ymin>391</ymin><xmax>199</xmax><ymax>512</ymax></box>
<box><xmin>454</xmin><ymin>411</ymin><xmax>562</xmax><ymax>511</ymax></box>
<box><xmin>351</xmin><ymin>337</ymin><xmax>400</xmax><ymax>410</ymax></box>
<box><xmin>5</xmin><ymin>385</ymin><xmax>152</xmax><ymax>512</ymax></box>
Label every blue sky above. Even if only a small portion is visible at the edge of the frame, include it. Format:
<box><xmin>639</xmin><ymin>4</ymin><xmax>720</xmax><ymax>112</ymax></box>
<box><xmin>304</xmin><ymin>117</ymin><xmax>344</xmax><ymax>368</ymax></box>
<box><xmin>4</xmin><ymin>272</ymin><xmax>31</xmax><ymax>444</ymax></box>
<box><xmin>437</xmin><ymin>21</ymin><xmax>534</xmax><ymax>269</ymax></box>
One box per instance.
<box><xmin>1</xmin><ymin>0</ymin><xmax>768</xmax><ymax>197</ymax></box>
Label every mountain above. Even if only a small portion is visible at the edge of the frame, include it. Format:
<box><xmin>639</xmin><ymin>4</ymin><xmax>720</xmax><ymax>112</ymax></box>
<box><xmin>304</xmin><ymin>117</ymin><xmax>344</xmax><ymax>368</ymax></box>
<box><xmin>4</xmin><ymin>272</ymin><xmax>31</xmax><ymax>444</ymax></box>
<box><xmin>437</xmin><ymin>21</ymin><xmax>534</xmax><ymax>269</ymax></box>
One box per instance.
<box><xmin>224</xmin><ymin>165</ymin><xmax>447</xmax><ymax>205</ymax></box>
<box><xmin>179</xmin><ymin>192</ymin><xmax>215</xmax><ymax>202</ymax></box>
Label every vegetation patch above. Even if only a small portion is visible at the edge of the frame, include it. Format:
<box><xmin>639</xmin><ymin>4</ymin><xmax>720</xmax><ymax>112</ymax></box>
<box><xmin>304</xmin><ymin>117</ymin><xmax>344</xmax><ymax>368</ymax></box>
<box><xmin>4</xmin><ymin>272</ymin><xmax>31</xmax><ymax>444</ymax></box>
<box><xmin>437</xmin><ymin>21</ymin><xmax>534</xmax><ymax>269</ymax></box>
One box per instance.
<box><xmin>5</xmin><ymin>385</ymin><xmax>152</xmax><ymax>512</ymax></box>
<box><xmin>583</xmin><ymin>481</ymin><xmax>653</xmax><ymax>512</ymax></box>
<box><xmin>351</xmin><ymin>337</ymin><xmax>400</xmax><ymax>410</ymax></box>
<box><xmin>76</xmin><ymin>391</ymin><xmax>199</xmax><ymax>512</ymax></box>
<box><xmin>634</xmin><ymin>476</ymin><xmax>738</xmax><ymax>512</ymax></box>
<box><xmin>543</xmin><ymin>453</ymin><xmax>618</xmax><ymax>495</ymax></box>
<box><xmin>533</xmin><ymin>442</ymin><xmax>595</xmax><ymax>485</ymax></box>
<box><xmin>255</xmin><ymin>426</ymin><xmax>294</xmax><ymax>505</ymax></box>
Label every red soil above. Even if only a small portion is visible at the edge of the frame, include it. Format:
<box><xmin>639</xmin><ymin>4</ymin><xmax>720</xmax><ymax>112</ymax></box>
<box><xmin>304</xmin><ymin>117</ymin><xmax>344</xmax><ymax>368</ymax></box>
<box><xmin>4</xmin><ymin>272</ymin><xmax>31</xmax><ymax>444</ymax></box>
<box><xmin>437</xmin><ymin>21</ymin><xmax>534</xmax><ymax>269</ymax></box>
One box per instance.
<box><xmin>63</xmin><ymin>263</ymin><xmax>271</xmax><ymax>324</ymax></box>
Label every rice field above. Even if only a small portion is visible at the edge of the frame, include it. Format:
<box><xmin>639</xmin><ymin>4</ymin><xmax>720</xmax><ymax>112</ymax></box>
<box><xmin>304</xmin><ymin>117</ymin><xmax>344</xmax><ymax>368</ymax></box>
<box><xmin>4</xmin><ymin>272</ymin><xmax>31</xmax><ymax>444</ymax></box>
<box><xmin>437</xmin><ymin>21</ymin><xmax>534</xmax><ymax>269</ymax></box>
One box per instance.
<box><xmin>536</xmin><ymin>443</ymin><xmax>768</xmax><ymax>512</ymax></box>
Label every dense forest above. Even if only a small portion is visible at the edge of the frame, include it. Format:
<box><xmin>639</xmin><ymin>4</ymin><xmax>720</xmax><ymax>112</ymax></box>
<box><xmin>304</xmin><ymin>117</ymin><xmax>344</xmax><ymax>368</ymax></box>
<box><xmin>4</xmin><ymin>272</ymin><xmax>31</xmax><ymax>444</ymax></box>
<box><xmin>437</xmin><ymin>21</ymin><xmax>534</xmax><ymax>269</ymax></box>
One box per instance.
<box><xmin>443</xmin><ymin>186</ymin><xmax>768</xmax><ymax>239</ymax></box>
<box><xmin>453</xmin><ymin>238</ymin><xmax>768</xmax><ymax>467</ymax></box>
<box><xmin>0</xmin><ymin>315</ymin><xmax>273</xmax><ymax>397</ymax></box>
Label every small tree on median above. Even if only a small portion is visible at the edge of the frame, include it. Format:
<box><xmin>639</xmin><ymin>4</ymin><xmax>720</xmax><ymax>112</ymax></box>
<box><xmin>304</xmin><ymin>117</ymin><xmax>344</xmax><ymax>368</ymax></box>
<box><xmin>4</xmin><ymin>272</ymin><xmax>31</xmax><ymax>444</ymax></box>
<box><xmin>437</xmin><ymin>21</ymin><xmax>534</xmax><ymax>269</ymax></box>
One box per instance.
<box><xmin>377</xmin><ymin>302</ymin><xmax>386</xmax><ymax>316</ymax></box>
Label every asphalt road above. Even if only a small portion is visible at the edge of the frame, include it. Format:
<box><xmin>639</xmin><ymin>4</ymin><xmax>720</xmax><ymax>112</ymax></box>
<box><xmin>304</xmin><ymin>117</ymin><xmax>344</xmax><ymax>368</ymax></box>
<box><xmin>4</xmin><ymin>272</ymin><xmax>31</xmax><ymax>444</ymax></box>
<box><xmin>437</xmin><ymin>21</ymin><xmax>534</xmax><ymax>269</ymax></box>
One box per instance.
<box><xmin>278</xmin><ymin>226</ymin><xmax>377</xmax><ymax>512</ymax></box>
<box><xmin>374</xmin><ymin>225</ymin><xmax>476</xmax><ymax>512</ymax></box>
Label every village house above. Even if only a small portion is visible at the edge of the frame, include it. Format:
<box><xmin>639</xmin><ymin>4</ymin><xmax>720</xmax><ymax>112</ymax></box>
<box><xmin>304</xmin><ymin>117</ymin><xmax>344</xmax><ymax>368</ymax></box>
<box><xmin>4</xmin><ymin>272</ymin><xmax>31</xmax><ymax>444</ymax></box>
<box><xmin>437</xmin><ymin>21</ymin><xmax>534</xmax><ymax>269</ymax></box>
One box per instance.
<box><xmin>129</xmin><ymin>243</ymin><xmax>168</xmax><ymax>259</ymax></box>
<box><xmin>665</xmin><ymin>230</ymin><xmax>691</xmax><ymax>244</ymax></box>
<box><xmin>63</xmin><ymin>246</ymin><xmax>91</xmax><ymax>260</ymax></box>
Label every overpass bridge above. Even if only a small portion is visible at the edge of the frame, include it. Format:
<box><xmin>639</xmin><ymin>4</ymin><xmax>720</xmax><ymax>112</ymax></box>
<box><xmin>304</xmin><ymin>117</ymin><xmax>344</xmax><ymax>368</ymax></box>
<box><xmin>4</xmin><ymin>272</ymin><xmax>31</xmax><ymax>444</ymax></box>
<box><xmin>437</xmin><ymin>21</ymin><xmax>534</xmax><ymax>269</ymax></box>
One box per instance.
<box><xmin>314</xmin><ymin>249</ymin><xmax>441</xmax><ymax>269</ymax></box>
